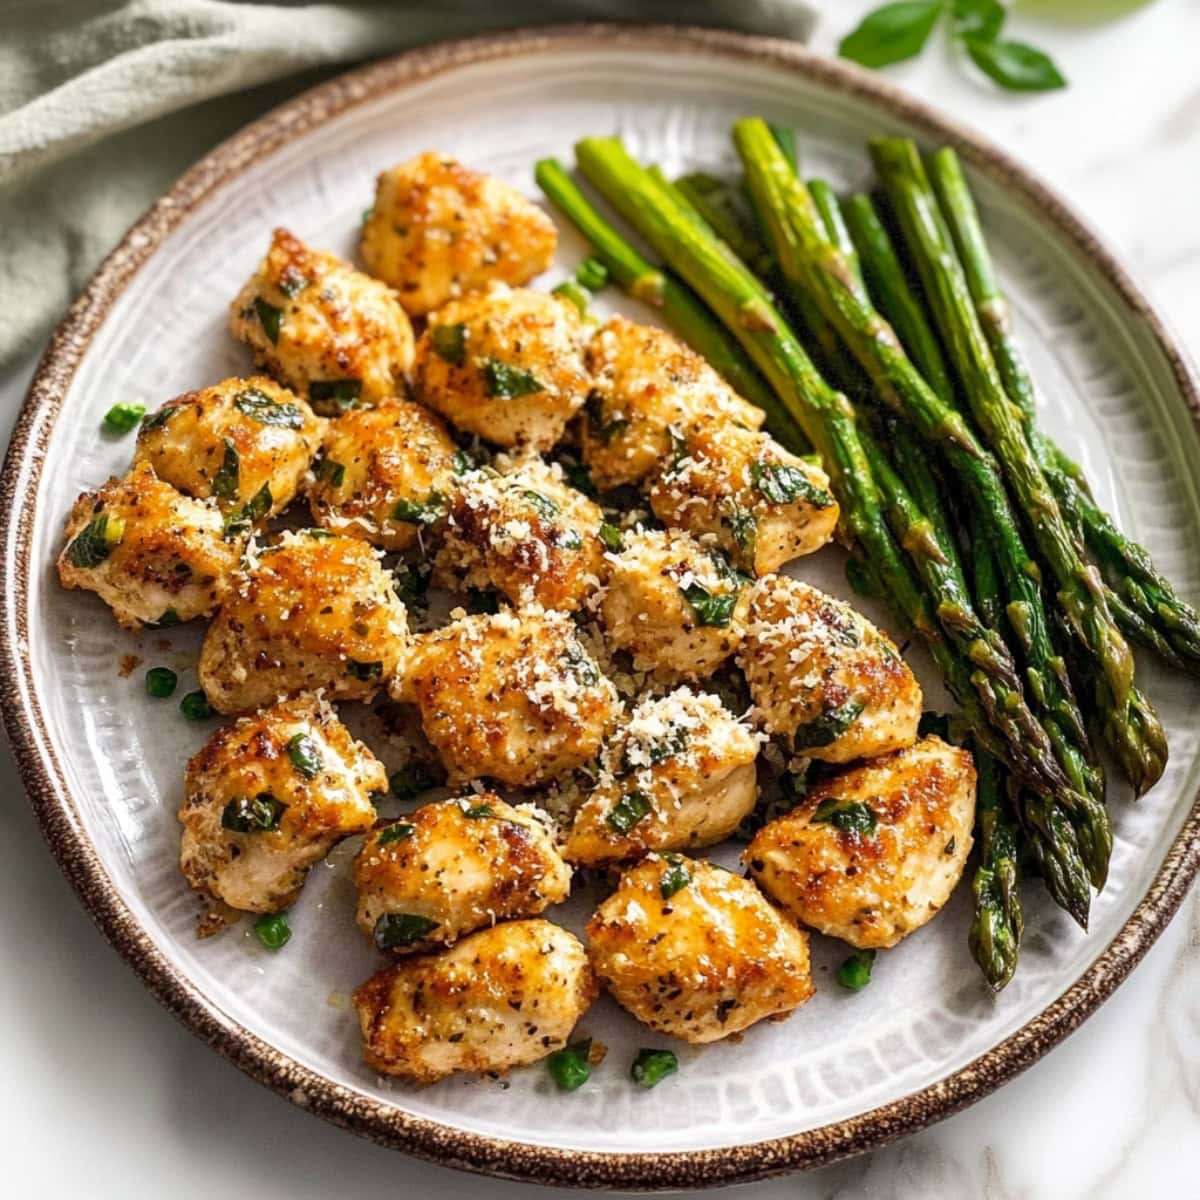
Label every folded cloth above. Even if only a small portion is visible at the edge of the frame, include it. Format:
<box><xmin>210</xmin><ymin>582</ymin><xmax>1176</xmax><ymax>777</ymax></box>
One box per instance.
<box><xmin>0</xmin><ymin>0</ymin><xmax>819</xmax><ymax>368</ymax></box>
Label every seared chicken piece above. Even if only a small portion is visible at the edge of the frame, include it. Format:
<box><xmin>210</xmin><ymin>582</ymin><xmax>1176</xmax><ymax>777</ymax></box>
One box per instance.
<box><xmin>648</xmin><ymin>423</ymin><xmax>839</xmax><ymax>576</ymax></box>
<box><xmin>432</xmin><ymin>457</ymin><xmax>604</xmax><ymax>612</ymax></box>
<box><xmin>229</xmin><ymin>227</ymin><xmax>415</xmax><ymax>414</ymax></box>
<box><xmin>360</xmin><ymin>151</ymin><xmax>557</xmax><ymax>316</ymax></box>
<box><xmin>307</xmin><ymin>397</ymin><xmax>462</xmax><ymax>551</ymax></box>
<box><xmin>395</xmin><ymin>606</ymin><xmax>619</xmax><ymax>787</ymax></box>
<box><xmin>199</xmin><ymin>530</ymin><xmax>408</xmax><ymax>714</ymax></box>
<box><xmin>414</xmin><ymin>284</ymin><xmax>590</xmax><ymax>450</ymax></box>
<box><xmin>565</xmin><ymin>688</ymin><xmax>759</xmax><ymax>865</ymax></box>
<box><xmin>57</xmin><ymin>462</ymin><xmax>241</xmax><ymax>629</ymax></box>
<box><xmin>745</xmin><ymin>735</ymin><xmax>976</xmax><ymax>949</ymax></box>
<box><xmin>135</xmin><ymin>375</ymin><xmax>323</xmax><ymax>520</ymax></box>
<box><xmin>179</xmin><ymin>696</ymin><xmax>383</xmax><ymax>912</ymax></box>
<box><xmin>600</xmin><ymin>527</ymin><xmax>752</xmax><ymax>681</ymax></box>
<box><xmin>354</xmin><ymin>794</ymin><xmax>571</xmax><ymax>953</ymax></box>
<box><xmin>587</xmin><ymin>857</ymin><xmax>814</xmax><ymax>1044</ymax></box>
<box><xmin>738</xmin><ymin>575</ymin><xmax>922</xmax><ymax>763</ymax></box>
<box><xmin>354</xmin><ymin>919</ymin><xmax>596</xmax><ymax>1083</ymax></box>
<box><xmin>582</xmin><ymin>316</ymin><xmax>765</xmax><ymax>491</ymax></box>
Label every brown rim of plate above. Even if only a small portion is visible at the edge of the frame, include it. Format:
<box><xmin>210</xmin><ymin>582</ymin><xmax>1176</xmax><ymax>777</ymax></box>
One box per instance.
<box><xmin>1</xmin><ymin>22</ymin><xmax>1198</xmax><ymax>1192</ymax></box>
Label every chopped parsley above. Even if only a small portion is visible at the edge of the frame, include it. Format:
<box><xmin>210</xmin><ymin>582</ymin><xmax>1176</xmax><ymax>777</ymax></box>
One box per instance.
<box><xmin>521</xmin><ymin>489</ymin><xmax>560</xmax><ymax>521</ymax></box>
<box><xmin>377</xmin><ymin>821</ymin><xmax>416</xmax><ymax>846</ymax></box>
<box><xmin>659</xmin><ymin>856</ymin><xmax>692</xmax><ymax>899</ymax></box>
<box><xmin>598</xmin><ymin>521</ymin><xmax>623</xmax><ymax>552</ymax></box>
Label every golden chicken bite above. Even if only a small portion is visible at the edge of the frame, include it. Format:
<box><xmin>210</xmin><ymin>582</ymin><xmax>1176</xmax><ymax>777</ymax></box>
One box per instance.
<box><xmin>57</xmin><ymin>462</ymin><xmax>241</xmax><ymax>629</ymax></box>
<box><xmin>307</xmin><ymin>397</ymin><xmax>462</xmax><ymax>550</ymax></box>
<box><xmin>229</xmin><ymin>227</ymin><xmax>414</xmax><ymax>415</ymax></box>
<box><xmin>745</xmin><ymin>735</ymin><xmax>976</xmax><ymax>949</ymax></box>
<box><xmin>353</xmin><ymin>918</ymin><xmax>596</xmax><ymax>1084</ymax></box>
<box><xmin>648</xmin><ymin>423</ymin><xmax>839</xmax><ymax>576</ymax></box>
<box><xmin>565</xmin><ymin>688</ymin><xmax>759</xmax><ymax>866</ymax></box>
<box><xmin>738</xmin><ymin>575</ymin><xmax>922</xmax><ymax>763</ymax></box>
<box><xmin>582</xmin><ymin>316</ymin><xmax>765</xmax><ymax>490</ymax></box>
<box><xmin>178</xmin><ymin>696</ymin><xmax>383</xmax><ymax>913</ymax></box>
<box><xmin>414</xmin><ymin>284</ymin><xmax>590</xmax><ymax>450</ymax></box>
<box><xmin>198</xmin><ymin>530</ymin><xmax>408</xmax><ymax>714</ymax></box>
<box><xmin>395</xmin><ymin>606</ymin><xmax>619</xmax><ymax>787</ymax></box>
<box><xmin>360</xmin><ymin>151</ymin><xmax>557</xmax><ymax>316</ymax></box>
<box><xmin>135</xmin><ymin>375</ymin><xmax>323</xmax><ymax>520</ymax></box>
<box><xmin>432</xmin><ymin>457</ymin><xmax>604</xmax><ymax>612</ymax></box>
<box><xmin>354</xmin><ymin>794</ymin><xmax>571</xmax><ymax>953</ymax></box>
<box><xmin>587</xmin><ymin>857</ymin><xmax>814</xmax><ymax>1044</ymax></box>
<box><xmin>600</xmin><ymin>527</ymin><xmax>752</xmax><ymax>681</ymax></box>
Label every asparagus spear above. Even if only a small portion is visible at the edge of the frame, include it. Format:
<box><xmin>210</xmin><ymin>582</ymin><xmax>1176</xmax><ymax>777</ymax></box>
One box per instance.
<box><xmin>929</xmin><ymin>147</ymin><xmax>1200</xmax><ymax>676</ymax></box>
<box><xmin>870</xmin><ymin>136</ymin><xmax>1167</xmax><ymax>796</ymax></box>
<box><xmin>969</xmin><ymin>746</ymin><xmax>1024</xmax><ymax>990</ymax></box>
<box><xmin>532</xmin><ymin>158</ymin><xmax>803</xmax><ymax>451</ymax></box>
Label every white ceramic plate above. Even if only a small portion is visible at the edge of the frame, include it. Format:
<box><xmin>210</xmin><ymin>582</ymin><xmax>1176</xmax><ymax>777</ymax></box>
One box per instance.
<box><xmin>3</xmin><ymin>25</ymin><xmax>1199</xmax><ymax>1190</ymax></box>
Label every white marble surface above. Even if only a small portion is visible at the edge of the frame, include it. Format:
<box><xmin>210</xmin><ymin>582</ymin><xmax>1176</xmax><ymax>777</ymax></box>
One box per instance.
<box><xmin>1</xmin><ymin>1</ymin><xmax>1198</xmax><ymax>1195</ymax></box>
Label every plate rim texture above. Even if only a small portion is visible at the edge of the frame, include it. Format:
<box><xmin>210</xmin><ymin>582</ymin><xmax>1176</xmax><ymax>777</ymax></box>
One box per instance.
<box><xmin>2</xmin><ymin>23</ymin><xmax>1199</xmax><ymax>1191</ymax></box>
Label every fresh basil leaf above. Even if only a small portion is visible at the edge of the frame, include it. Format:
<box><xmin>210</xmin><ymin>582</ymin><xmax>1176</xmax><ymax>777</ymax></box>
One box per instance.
<box><xmin>391</xmin><ymin>492</ymin><xmax>447</xmax><ymax>526</ymax></box>
<box><xmin>234</xmin><ymin>387</ymin><xmax>303</xmax><ymax>428</ymax></box>
<box><xmin>224</xmin><ymin>482</ymin><xmax>272</xmax><ymax>537</ymax></box>
<box><xmin>221</xmin><ymin>793</ymin><xmax>287</xmax><ymax>833</ymax></box>
<box><xmin>309</xmin><ymin>379</ymin><xmax>362</xmax><ymax>411</ymax></box>
<box><xmin>430</xmin><ymin>322</ymin><xmax>466</xmax><ymax>366</ymax></box>
<box><xmin>964</xmin><ymin>36</ymin><xmax>1067</xmax><ymax>91</ymax></box>
<box><xmin>680</xmin><ymin>582</ymin><xmax>739</xmax><ymax>629</ymax></box>
<box><xmin>793</xmin><ymin>699</ymin><xmax>866</xmax><ymax>751</ymax></box>
<box><xmin>314</xmin><ymin>456</ymin><xmax>345</xmax><ymax>487</ymax></box>
<box><xmin>659</xmin><ymin>856</ymin><xmax>692</xmax><ymax>899</ymax></box>
<box><xmin>607</xmin><ymin>790</ymin><xmax>651</xmax><ymax>835</ymax></box>
<box><xmin>750</xmin><ymin>461</ymin><xmax>835</xmax><ymax>508</ymax></box>
<box><xmin>812</xmin><ymin>797</ymin><xmax>878</xmax><ymax>837</ymax></box>
<box><xmin>212</xmin><ymin>437</ymin><xmax>240</xmax><ymax>502</ymax></box>
<box><xmin>522</xmin><ymin>489</ymin><xmax>559</xmax><ymax>521</ymax></box>
<box><xmin>484</xmin><ymin>359</ymin><xmax>543</xmax><ymax>399</ymax></box>
<box><xmin>598</xmin><ymin>522</ymin><xmax>623</xmax><ymax>552</ymax></box>
<box><xmin>373</xmin><ymin>912</ymin><xmax>439</xmax><ymax>950</ymax></box>
<box><xmin>253</xmin><ymin>297</ymin><xmax>283</xmax><ymax>343</ymax></box>
<box><xmin>952</xmin><ymin>0</ymin><xmax>1004</xmax><ymax>40</ymax></box>
<box><xmin>286</xmin><ymin>732</ymin><xmax>323</xmax><ymax>779</ymax></box>
<box><xmin>729</xmin><ymin>508</ymin><xmax>757</xmax><ymax>559</ymax></box>
<box><xmin>66</xmin><ymin>512</ymin><xmax>124</xmax><ymax>569</ymax></box>
<box><xmin>139</xmin><ymin>405</ymin><xmax>176</xmax><ymax>433</ymax></box>
<box><xmin>839</xmin><ymin>1</ymin><xmax>944</xmax><ymax>69</ymax></box>
<box><xmin>377</xmin><ymin>821</ymin><xmax>416</xmax><ymax>846</ymax></box>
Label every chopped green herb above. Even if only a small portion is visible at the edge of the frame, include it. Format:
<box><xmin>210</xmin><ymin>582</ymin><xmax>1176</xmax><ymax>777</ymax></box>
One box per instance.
<box><xmin>680</xmin><ymin>582</ymin><xmax>739</xmax><ymax>628</ymax></box>
<box><xmin>180</xmin><ymin>690</ymin><xmax>215</xmax><ymax>721</ymax></box>
<box><xmin>286</xmin><ymin>732</ymin><xmax>323</xmax><ymax>778</ymax></box>
<box><xmin>254</xmin><ymin>912</ymin><xmax>292</xmax><ymax>950</ymax></box>
<box><xmin>452</xmin><ymin>448</ymin><xmax>475</xmax><ymax>475</ymax></box>
<box><xmin>389</xmin><ymin>763</ymin><xmax>437</xmax><ymax>800</ymax></box>
<box><xmin>430</xmin><ymin>322</ymin><xmax>466</xmax><ymax>366</ymax></box>
<box><xmin>484</xmin><ymin>359</ymin><xmax>543</xmax><ymax>399</ymax></box>
<box><xmin>314</xmin><ymin>456</ymin><xmax>346</xmax><ymax>487</ymax></box>
<box><xmin>750</xmin><ymin>461</ymin><xmax>834</xmax><ymax>508</ymax></box>
<box><xmin>552</xmin><ymin>280</ymin><xmax>590</xmax><ymax>313</ymax></box>
<box><xmin>576</xmin><ymin>257</ymin><xmax>609</xmax><ymax>292</ymax></box>
<box><xmin>224</xmin><ymin>481</ymin><xmax>272</xmax><ymax>536</ymax></box>
<box><xmin>66</xmin><ymin>512</ymin><xmax>125</xmax><ymax>569</ymax></box>
<box><xmin>309</xmin><ymin>379</ymin><xmax>362</xmax><ymax>411</ymax></box>
<box><xmin>144</xmin><ymin>667</ymin><xmax>178</xmax><ymax>698</ymax></box>
<box><xmin>221</xmin><ymin>792</ymin><xmax>287</xmax><ymax>833</ymax></box>
<box><xmin>837</xmin><ymin>949</ymin><xmax>877</xmax><ymax>991</ymax></box>
<box><xmin>234</xmin><ymin>387</ymin><xmax>304</xmax><ymax>428</ymax></box>
<box><xmin>659</xmin><ymin>857</ymin><xmax>692</xmax><ymax>899</ymax></box>
<box><xmin>462</xmin><ymin>802</ymin><xmax>495</xmax><ymax>819</ymax></box>
<box><xmin>139</xmin><ymin>405</ymin><xmax>176</xmax><ymax>433</ymax></box>
<box><xmin>584</xmin><ymin>391</ymin><xmax>628</xmax><ymax>445</ymax></box>
<box><xmin>547</xmin><ymin>1038</ymin><xmax>592</xmax><ymax>1091</ymax></box>
<box><xmin>103</xmin><ymin>402</ymin><xmax>145</xmax><ymax>435</ymax></box>
<box><xmin>620</xmin><ymin>725</ymin><xmax>689</xmax><ymax>774</ymax></box>
<box><xmin>374</xmin><ymin>912</ymin><xmax>439</xmax><ymax>951</ymax></box>
<box><xmin>812</xmin><ymin>797</ymin><xmax>878</xmax><ymax>837</ymax></box>
<box><xmin>558</xmin><ymin>529</ymin><xmax>583</xmax><ymax>551</ymax></box>
<box><xmin>793</xmin><ymin>700</ymin><xmax>865</xmax><ymax>751</ymax></box>
<box><xmin>607</xmin><ymin>790</ymin><xmax>651</xmax><ymax>835</ymax></box>
<box><xmin>630</xmin><ymin>1048</ymin><xmax>678</xmax><ymax>1089</ymax></box>
<box><xmin>377</xmin><ymin>821</ymin><xmax>416</xmax><ymax>846</ymax></box>
<box><xmin>346</xmin><ymin>659</ymin><xmax>382</xmax><ymax>681</ymax></box>
<box><xmin>212</xmin><ymin>437</ymin><xmax>240</xmax><ymax>502</ymax></box>
<box><xmin>729</xmin><ymin>508</ymin><xmax>757</xmax><ymax>559</ymax></box>
<box><xmin>392</xmin><ymin>492</ymin><xmax>447</xmax><ymax>526</ymax></box>
<box><xmin>277</xmin><ymin>266</ymin><xmax>307</xmax><ymax>298</ymax></box>
<box><xmin>598</xmin><ymin>522</ymin><xmax>623</xmax><ymax>552</ymax></box>
<box><xmin>521</xmin><ymin>490</ymin><xmax>559</xmax><ymax>522</ymax></box>
<box><xmin>148</xmin><ymin>609</ymin><xmax>180</xmax><ymax>629</ymax></box>
<box><xmin>253</xmin><ymin>297</ymin><xmax>283</xmax><ymax>343</ymax></box>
